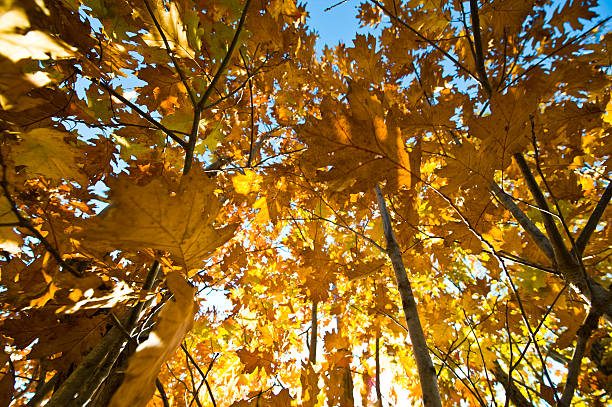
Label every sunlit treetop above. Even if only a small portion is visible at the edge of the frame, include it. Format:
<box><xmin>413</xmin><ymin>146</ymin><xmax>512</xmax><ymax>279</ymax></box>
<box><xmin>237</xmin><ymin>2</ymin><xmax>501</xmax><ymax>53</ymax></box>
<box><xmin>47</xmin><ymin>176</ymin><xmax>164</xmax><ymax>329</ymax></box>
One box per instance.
<box><xmin>0</xmin><ymin>1</ymin><xmax>610</xmax><ymax>406</ymax></box>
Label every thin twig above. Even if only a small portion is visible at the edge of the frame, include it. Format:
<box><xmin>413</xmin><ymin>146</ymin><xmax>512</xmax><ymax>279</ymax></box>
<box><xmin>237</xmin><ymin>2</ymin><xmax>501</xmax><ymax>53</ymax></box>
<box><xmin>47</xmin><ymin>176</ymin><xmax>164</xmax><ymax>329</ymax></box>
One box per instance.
<box><xmin>77</xmin><ymin>68</ymin><xmax>187</xmax><ymax>147</ymax></box>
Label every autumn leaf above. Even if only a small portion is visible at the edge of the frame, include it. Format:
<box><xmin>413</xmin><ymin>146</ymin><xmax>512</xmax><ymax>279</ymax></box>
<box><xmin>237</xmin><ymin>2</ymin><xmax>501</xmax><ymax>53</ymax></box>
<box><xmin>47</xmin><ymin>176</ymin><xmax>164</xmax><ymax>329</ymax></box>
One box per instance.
<box><xmin>0</xmin><ymin>361</ymin><xmax>14</xmax><ymax>407</ymax></box>
<box><xmin>0</xmin><ymin>196</ymin><xmax>21</xmax><ymax>254</ymax></box>
<box><xmin>0</xmin><ymin>310</ymin><xmax>108</xmax><ymax>371</ymax></box>
<box><xmin>85</xmin><ymin>170</ymin><xmax>237</xmax><ymax>273</ymax></box>
<box><xmin>11</xmin><ymin>128</ymin><xmax>88</xmax><ymax>186</ymax></box>
<box><xmin>231</xmin><ymin>388</ymin><xmax>292</xmax><ymax>407</ymax></box>
<box><xmin>108</xmin><ymin>271</ymin><xmax>196</xmax><ymax>407</ymax></box>
<box><xmin>0</xmin><ymin>1</ymin><xmax>74</xmax><ymax>62</ymax></box>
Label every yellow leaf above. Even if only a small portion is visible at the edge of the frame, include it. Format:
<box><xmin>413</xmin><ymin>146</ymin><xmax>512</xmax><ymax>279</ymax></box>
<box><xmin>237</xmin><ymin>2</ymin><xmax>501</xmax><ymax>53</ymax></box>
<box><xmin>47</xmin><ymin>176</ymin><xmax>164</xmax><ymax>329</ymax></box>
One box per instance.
<box><xmin>232</xmin><ymin>169</ymin><xmax>261</xmax><ymax>195</ymax></box>
<box><xmin>0</xmin><ymin>5</ymin><xmax>74</xmax><ymax>62</ymax></box>
<box><xmin>253</xmin><ymin>197</ymin><xmax>270</xmax><ymax>223</ymax></box>
<box><xmin>109</xmin><ymin>272</ymin><xmax>196</xmax><ymax>407</ymax></box>
<box><xmin>85</xmin><ymin>171</ymin><xmax>236</xmax><ymax>272</ymax></box>
<box><xmin>0</xmin><ymin>196</ymin><xmax>21</xmax><ymax>254</ymax></box>
<box><xmin>11</xmin><ymin>129</ymin><xmax>88</xmax><ymax>185</ymax></box>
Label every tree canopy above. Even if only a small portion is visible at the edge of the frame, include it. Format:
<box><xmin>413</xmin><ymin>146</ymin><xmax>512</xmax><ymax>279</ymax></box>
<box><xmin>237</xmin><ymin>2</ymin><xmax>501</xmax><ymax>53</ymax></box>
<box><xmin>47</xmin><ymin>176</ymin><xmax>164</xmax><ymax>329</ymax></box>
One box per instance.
<box><xmin>0</xmin><ymin>0</ymin><xmax>611</xmax><ymax>406</ymax></box>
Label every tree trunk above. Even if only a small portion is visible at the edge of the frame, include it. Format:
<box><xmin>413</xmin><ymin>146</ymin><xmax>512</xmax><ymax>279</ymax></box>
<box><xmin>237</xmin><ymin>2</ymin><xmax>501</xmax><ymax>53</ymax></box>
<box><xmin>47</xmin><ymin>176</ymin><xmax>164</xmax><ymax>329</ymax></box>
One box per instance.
<box><xmin>375</xmin><ymin>185</ymin><xmax>442</xmax><ymax>407</ymax></box>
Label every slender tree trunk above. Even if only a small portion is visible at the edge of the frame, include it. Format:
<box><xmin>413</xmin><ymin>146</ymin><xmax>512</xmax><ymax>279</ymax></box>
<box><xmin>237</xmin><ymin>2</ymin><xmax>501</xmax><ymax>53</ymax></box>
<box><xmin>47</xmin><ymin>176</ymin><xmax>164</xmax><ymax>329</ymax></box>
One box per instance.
<box><xmin>309</xmin><ymin>300</ymin><xmax>318</xmax><ymax>364</ymax></box>
<box><xmin>375</xmin><ymin>185</ymin><xmax>442</xmax><ymax>407</ymax></box>
<box><xmin>375</xmin><ymin>334</ymin><xmax>383</xmax><ymax>407</ymax></box>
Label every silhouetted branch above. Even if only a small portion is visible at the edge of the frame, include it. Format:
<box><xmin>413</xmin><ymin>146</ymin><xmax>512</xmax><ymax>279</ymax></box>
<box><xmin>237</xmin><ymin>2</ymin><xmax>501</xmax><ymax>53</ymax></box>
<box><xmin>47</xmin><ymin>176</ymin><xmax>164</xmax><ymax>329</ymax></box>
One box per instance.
<box><xmin>575</xmin><ymin>182</ymin><xmax>612</xmax><ymax>256</ymax></box>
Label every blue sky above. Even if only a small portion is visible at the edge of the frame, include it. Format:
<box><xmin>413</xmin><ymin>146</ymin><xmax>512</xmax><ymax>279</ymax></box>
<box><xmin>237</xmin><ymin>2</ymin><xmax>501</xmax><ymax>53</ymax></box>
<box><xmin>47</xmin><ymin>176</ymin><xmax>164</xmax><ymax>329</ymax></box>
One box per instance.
<box><xmin>305</xmin><ymin>0</ymin><xmax>612</xmax><ymax>51</ymax></box>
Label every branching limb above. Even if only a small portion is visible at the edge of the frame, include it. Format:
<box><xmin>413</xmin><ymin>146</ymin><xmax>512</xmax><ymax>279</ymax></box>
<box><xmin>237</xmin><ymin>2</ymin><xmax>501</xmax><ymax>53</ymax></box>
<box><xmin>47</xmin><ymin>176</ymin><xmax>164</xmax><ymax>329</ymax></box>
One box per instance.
<box><xmin>575</xmin><ymin>182</ymin><xmax>612</xmax><ymax>256</ymax></box>
<box><xmin>558</xmin><ymin>311</ymin><xmax>600</xmax><ymax>407</ymax></box>
<box><xmin>181</xmin><ymin>344</ymin><xmax>218</xmax><ymax>407</ymax></box>
<box><xmin>490</xmin><ymin>181</ymin><xmax>554</xmax><ymax>261</ymax></box>
<box><xmin>239</xmin><ymin>50</ymin><xmax>256</xmax><ymax>168</ymax></box>
<box><xmin>185</xmin><ymin>0</ymin><xmax>251</xmax><ymax>174</ymax></box>
<box><xmin>469</xmin><ymin>0</ymin><xmax>492</xmax><ymax>96</ymax></box>
<box><xmin>514</xmin><ymin>154</ymin><xmax>612</xmax><ymax>319</ymax></box>
<box><xmin>47</xmin><ymin>261</ymin><xmax>161</xmax><ymax>406</ymax></box>
<box><xmin>513</xmin><ymin>153</ymin><xmax>573</xmax><ymax>265</ymax></box>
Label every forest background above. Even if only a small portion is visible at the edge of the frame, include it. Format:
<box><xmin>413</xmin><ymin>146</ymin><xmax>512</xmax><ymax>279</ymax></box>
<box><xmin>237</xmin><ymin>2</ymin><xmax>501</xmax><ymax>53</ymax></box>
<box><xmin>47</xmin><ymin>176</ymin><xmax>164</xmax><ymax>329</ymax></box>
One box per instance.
<box><xmin>0</xmin><ymin>0</ymin><xmax>611</xmax><ymax>406</ymax></box>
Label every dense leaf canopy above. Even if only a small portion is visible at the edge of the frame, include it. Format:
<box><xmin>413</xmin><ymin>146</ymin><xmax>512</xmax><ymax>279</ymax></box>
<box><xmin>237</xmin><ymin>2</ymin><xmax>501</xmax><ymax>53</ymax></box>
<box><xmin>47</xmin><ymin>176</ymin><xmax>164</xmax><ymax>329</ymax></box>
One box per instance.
<box><xmin>0</xmin><ymin>0</ymin><xmax>611</xmax><ymax>406</ymax></box>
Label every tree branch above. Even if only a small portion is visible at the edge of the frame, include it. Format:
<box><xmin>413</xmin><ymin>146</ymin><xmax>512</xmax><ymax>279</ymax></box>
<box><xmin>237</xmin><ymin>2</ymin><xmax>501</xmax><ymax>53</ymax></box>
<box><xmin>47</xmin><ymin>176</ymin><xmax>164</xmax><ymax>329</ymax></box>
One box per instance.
<box><xmin>181</xmin><ymin>344</ymin><xmax>218</xmax><ymax>407</ymax></box>
<box><xmin>375</xmin><ymin>333</ymin><xmax>383</xmax><ymax>407</ymax></box>
<box><xmin>490</xmin><ymin>181</ymin><xmax>554</xmax><ymax>261</ymax></box>
<box><xmin>375</xmin><ymin>184</ymin><xmax>442</xmax><ymax>407</ymax></box>
<box><xmin>469</xmin><ymin>0</ymin><xmax>492</xmax><ymax>96</ymax></box>
<box><xmin>47</xmin><ymin>261</ymin><xmax>161</xmax><ymax>406</ymax></box>
<box><xmin>308</xmin><ymin>300</ymin><xmax>318</xmax><ymax>364</ymax></box>
<box><xmin>558</xmin><ymin>311</ymin><xmax>600</xmax><ymax>407</ymax></box>
<box><xmin>155</xmin><ymin>378</ymin><xmax>170</xmax><ymax>407</ymax></box>
<box><xmin>513</xmin><ymin>153</ymin><xmax>573</xmax><ymax>266</ymax></box>
<box><xmin>184</xmin><ymin>0</ymin><xmax>251</xmax><ymax>174</ymax></box>
<box><xmin>492</xmin><ymin>361</ymin><xmax>532</xmax><ymax>407</ymax></box>
<box><xmin>575</xmin><ymin>182</ymin><xmax>612</xmax><ymax>256</ymax></box>
<box><xmin>79</xmin><ymin>69</ymin><xmax>187</xmax><ymax>148</ymax></box>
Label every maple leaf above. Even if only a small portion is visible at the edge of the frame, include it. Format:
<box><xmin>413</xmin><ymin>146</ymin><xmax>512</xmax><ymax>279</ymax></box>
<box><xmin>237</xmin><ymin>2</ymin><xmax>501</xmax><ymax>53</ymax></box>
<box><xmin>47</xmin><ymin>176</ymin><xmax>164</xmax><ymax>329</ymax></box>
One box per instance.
<box><xmin>0</xmin><ymin>2</ymin><xmax>74</xmax><ymax>62</ymax></box>
<box><xmin>299</xmin><ymin>81</ymin><xmax>413</xmax><ymax>192</ymax></box>
<box><xmin>237</xmin><ymin>348</ymin><xmax>274</xmax><ymax>375</ymax></box>
<box><xmin>0</xmin><ymin>358</ymin><xmax>14</xmax><ymax>407</ymax></box>
<box><xmin>0</xmin><ymin>196</ymin><xmax>21</xmax><ymax>254</ymax></box>
<box><xmin>85</xmin><ymin>170</ymin><xmax>237</xmax><ymax>273</ymax></box>
<box><xmin>109</xmin><ymin>271</ymin><xmax>196</xmax><ymax>407</ymax></box>
<box><xmin>0</xmin><ymin>310</ymin><xmax>108</xmax><ymax>371</ymax></box>
<box><xmin>139</xmin><ymin>0</ymin><xmax>194</xmax><ymax>58</ymax></box>
<box><xmin>11</xmin><ymin>129</ymin><xmax>88</xmax><ymax>186</ymax></box>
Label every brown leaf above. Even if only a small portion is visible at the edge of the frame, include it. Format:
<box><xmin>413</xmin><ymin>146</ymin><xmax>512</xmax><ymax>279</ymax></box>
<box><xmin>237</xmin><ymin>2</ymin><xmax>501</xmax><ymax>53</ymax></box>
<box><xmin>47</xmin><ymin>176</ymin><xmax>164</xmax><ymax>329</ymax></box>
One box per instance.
<box><xmin>0</xmin><ymin>363</ymin><xmax>14</xmax><ymax>407</ymax></box>
<box><xmin>0</xmin><ymin>310</ymin><xmax>107</xmax><ymax>371</ymax></box>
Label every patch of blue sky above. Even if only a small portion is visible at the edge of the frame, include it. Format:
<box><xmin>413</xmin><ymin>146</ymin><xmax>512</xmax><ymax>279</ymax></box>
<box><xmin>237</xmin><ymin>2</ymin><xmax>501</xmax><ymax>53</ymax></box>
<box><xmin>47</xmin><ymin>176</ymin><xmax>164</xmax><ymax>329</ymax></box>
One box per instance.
<box><xmin>308</xmin><ymin>0</ymin><xmax>611</xmax><ymax>104</ymax></box>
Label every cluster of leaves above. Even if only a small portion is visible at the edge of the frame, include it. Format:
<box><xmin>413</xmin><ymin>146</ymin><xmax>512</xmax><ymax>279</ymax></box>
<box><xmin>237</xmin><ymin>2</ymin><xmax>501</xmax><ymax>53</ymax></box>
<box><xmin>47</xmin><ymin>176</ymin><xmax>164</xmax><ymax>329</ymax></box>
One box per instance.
<box><xmin>0</xmin><ymin>0</ymin><xmax>610</xmax><ymax>406</ymax></box>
